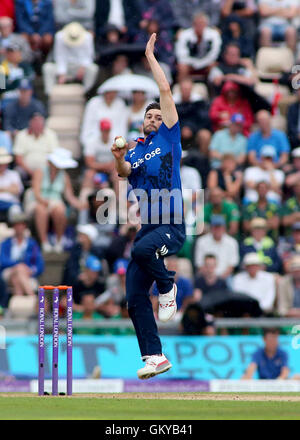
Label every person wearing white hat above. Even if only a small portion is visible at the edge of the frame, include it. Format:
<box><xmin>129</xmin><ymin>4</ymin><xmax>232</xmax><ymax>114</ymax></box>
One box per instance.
<box><xmin>232</xmin><ymin>252</ymin><xmax>276</xmax><ymax>314</ymax></box>
<box><xmin>29</xmin><ymin>148</ymin><xmax>86</xmax><ymax>253</ymax></box>
<box><xmin>42</xmin><ymin>21</ymin><xmax>99</xmax><ymax>95</ymax></box>
<box><xmin>0</xmin><ymin>147</ymin><xmax>23</xmax><ymax>218</ymax></box>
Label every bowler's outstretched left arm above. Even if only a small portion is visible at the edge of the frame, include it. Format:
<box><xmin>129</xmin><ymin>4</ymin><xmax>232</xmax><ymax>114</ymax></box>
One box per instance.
<box><xmin>145</xmin><ymin>33</ymin><xmax>178</xmax><ymax>129</ymax></box>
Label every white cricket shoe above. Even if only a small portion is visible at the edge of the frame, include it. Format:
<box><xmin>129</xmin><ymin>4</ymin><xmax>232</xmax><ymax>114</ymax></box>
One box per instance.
<box><xmin>137</xmin><ymin>354</ymin><xmax>172</xmax><ymax>380</ymax></box>
<box><xmin>158</xmin><ymin>284</ymin><xmax>177</xmax><ymax>322</ymax></box>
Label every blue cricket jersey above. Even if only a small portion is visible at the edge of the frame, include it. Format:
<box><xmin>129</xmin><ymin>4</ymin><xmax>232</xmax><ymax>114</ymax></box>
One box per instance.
<box><xmin>252</xmin><ymin>347</ymin><xmax>288</xmax><ymax>379</ymax></box>
<box><xmin>125</xmin><ymin>121</ymin><xmax>185</xmax><ymax>231</ymax></box>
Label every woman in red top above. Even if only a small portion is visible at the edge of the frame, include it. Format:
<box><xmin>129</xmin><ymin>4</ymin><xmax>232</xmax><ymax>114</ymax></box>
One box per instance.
<box><xmin>209</xmin><ymin>81</ymin><xmax>254</xmax><ymax>137</ymax></box>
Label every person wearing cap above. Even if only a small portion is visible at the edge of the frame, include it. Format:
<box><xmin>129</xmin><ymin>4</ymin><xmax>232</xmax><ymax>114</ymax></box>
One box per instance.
<box><xmin>281</xmin><ymin>181</ymin><xmax>300</xmax><ymax>230</ymax></box>
<box><xmin>208</xmin><ymin>43</ymin><xmax>257</xmax><ymax>92</ymax></box>
<box><xmin>240</xmin><ymin>217</ymin><xmax>281</xmax><ymax>273</ymax></box>
<box><xmin>277</xmin><ymin>256</ymin><xmax>300</xmax><ymax>317</ymax></box>
<box><xmin>62</xmin><ymin>224</ymin><xmax>102</xmax><ymax>286</ymax></box>
<box><xmin>287</xmin><ymin>89</ymin><xmax>300</xmax><ymax>149</ymax></box>
<box><xmin>247</xmin><ymin>110</ymin><xmax>290</xmax><ymax>168</ymax></box>
<box><xmin>277</xmin><ymin>222</ymin><xmax>300</xmax><ymax>273</ymax></box>
<box><xmin>15</xmin><ymin>0</ymin><xmax>54</xmax><ymax>55</ymax></box>
<box><xmin>207</xmin><ymin>154</ymin><xmax>243</xmax><ymax>201</ymax></box>
<box><xmin>242</xmin><ymin>328</ymin><xmax>290</xmax><ymax>380</ymax></box>
<box><xmin>242</xmin><ymin>180</ymin><xmax>280</xmax><ymax>239</ymax></box>
<box><xmin>0</xmin><ymin>42</ymin><xmax>34</xmax><ymax>106</ymax></box>
<box><xmin>29</xmin><ymin>148</ymin><xmax>85</xmax><ymax>253</ymax></box>
<box><xmin>204</xmin><ymin>187</ymin><xmax>240</xmax><ymax>236</ymax></box>
<box><xmin>209</xmin><ymin>112</ymin><xmax>247</xmax><ymax>169</ymax></box>
<box><xmin>81</xmin><ymin>118</ymin><xmax>117</xmax><ymax>200</ymax></box>
<box><xmin>42</xmin><ymin>22</ymin><xmax>98</xmax><ymax>95</ymax></box>
<box><xmin>232</xmin><ymin>252</ymin><xmax>276</xmax><ymax>314</ymax></box>
<box><xmin>195</xmin><ymin>214</ymin><xmax>239</xmax><ymax>278</ymax></box>
<box><xmin>209</xmin><ymin>80</ymin><xmax>254</xmax><ymax>136</ymax></box>
<box><xmin>0</xmin><ymin>148</ymin><xmax>23</xmax><ymax>218</ymax></box>
<box><xmin>0</xmin><ymin>16</ymin><xmax>33</xmax><ymax>63</ymax></box>
<box><xmin>13</xmin><ymin>113</ymin><xmax>58</xmax><ymax>182</ymax></box>
<box><xmin>3</xmin><ymin>78</ymin><xmax>46</xmax><ymax>135</ymax></box>
<box><xmin>0</xmin><ymin>210</ymin><xmax>44</xmax><ymax>296</ymax></box>
<box><xmin>243</xmin><ymin>144</ymin><xmax>285</xmax><ymax>204</ymax></box>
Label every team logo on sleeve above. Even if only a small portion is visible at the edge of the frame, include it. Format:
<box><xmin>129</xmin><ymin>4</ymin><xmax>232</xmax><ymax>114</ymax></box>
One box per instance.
<box><xmin>155</xmin><ymin>244</ymin><xmax>169</xmax><ymax>259</ymax></box>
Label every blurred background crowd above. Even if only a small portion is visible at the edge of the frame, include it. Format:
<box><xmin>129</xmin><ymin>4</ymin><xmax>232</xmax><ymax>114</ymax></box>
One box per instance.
<box><xmin>0</xmin><ymin>0</ymin><xmax>300</xmax><ymax>337</ymax></box>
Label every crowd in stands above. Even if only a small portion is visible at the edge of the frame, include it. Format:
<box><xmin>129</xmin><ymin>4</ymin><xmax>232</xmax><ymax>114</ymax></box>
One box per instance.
<box><xmin>0</xmin><ymin>0</ymin><xmax>300</xmax><ymax>336</ymax></box>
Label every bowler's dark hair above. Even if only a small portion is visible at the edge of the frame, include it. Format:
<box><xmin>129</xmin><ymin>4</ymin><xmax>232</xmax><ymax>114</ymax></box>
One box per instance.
<box><xmin>144</xmin><ymin>102</ymin><xmax>161</xmax><ymax>117</ymax></box>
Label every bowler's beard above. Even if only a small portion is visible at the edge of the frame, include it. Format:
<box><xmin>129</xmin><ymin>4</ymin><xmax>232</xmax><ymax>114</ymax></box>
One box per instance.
<box><xmin>143</xmin><ymin>124</ymin><xmax>158</xmax><ymax>136</ymax></box>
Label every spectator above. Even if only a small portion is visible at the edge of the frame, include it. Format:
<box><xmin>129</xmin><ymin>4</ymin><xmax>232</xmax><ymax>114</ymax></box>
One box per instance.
<box><xmin>221</xmin><ymin>0</ymin><xmax>257</xmax><ymax>39</ymax></box>
<box><xmin>72</xmin><ymin>255</ymin><xmax>106</xmax><ymax>310</ymax></box>
<box><xmin>204</xmin><ymin>188</ymin><xmax>240</xmax><ymax>235</ymax></box>
<box><xmin>126</xmin><ymin>90</ymin><xmax>152</xmax><ymax>141</ymax></box>
<box><xmin>287</xmin><ymin>91</ymin><xmax>300</xmax><ymax>149</ymax></box>
<box><xmin>207</xmin><ymin>154</ymin><xmax>243</xmax><ymax>201</ymax></box>
<box><xmin>43</xmin><ymin>22</ymin><xmax>98</xmax><ymax>95</ymax></box>
<box><xmin>277</xmin><ymin>222</ymin><xmax>300</xmax><ymax>273</ymax></box>
<box><xmin>285</xmin><ymin>148</ymin><xmax>300</xmax><ymax>192</ymax></box>
<box><xmin>94</xmin><ymin>0</ymin><xmax>141</xmax><ymax>39</ymax></box>
<box><xmin>105</xmin><ymin>224</ymin><xmax>138</xmax><ymax>270</ymax></box>
<box><xmin>140</xmin><ymin>0</ymin><xmax>175</xmax><ymax>33</ymax></box>
<box><xmin>135</xmin><ymin>19</ymin><xmax>175</xmax><ymax>79</ymax></box>
<box><xmin>0</xmin><ymin>16</ymin><xmax>33</xmax><ymax>63</ymax></box>
<box><xmin>240</xmin><ymin>217</ymin><xmax>282</xmax><ymax>273</ymax></box>
<box><xmin>78</xmin><ymin>191</ymin><xmax>115</xmax><ymax>252</ymax></box>
<box><xmin>53</xmin><ymin>0</ymin><xmax>95</xmax><ymax>31</ymax></box>
<box><xmin>194</xmin><ymin>215</ymin><xmax>239</xmax><ymax>278</ymax></box>
<box><xmin>243</xmin><ymin>145</ymin><xmax>285</xmax><ymax>204</ymax></box>
<box><xmin>258</xmin><ymin>0</ymin><xmax>298</xmax><ymax>51</ymax></box>
<box><xmin>174</xmin><ymin>78</ymin><xmax>211</xmax><ymax>154</ymax></box>
<box><xmin>3</xmin><ymin>79</ymin><xmax>46</xmax><ymax>135</ymax></box>
<box><xmin>172</xmin><ymin>0</ymin><xmax>221</xmax><ymax>29</ymax></box>
<box><xmin>181</xmin><ymin>302</ymin><xmax>216</xmax><ymax>335</ymax></box>
<box><xmin>62</xmin><ymin>224</ymin><xmax>102</xmax><ymax>286</ymax></box>
<box><xmin>277</xmin><ymin>256</ymin><xmax>300</xmax><ymax>317</ymax></box>
<box><xmin>232</xmin><ymin>252</ymin><xmax>276</xmax><ymax>314</ymax></box>
<box><xmin>0</xmin><ymin>130</ymin><xmax>12</xmax><ymax>153</ymax></box>
<box><xmin>0</xmin><ymin>148</ymin><xmax>23</xmax><ymax>219</ymax></box>
<box><xmin>81</xmin><ymin>118</ymin><xmax>116</xmax><ymax>197</ymax></box>
<box><xmin>180</xmin><ymin>152</ymin><xmax>202</xmax><ymax>191</ymax></box>
<box><xmin>209</xmin><ymin>113</ymin><xmax>247</xmax><ymax>168</ymax></box>
<box><xmin>13</xmin><ymin>113</ymin><xmax>59</xmax><ymax>182</ymax></box>
<box><xmin>242</xmin><ymin>328</ymin><xmax>289</xmax><ymax>379</ymax></box>
<box><xmin>0</xmin><ymin>1</ymin><xmax>15</xmax><ymax>20</ymax></box>
<box><xmin>29</xmin><ymin>148</ymin><xmax>84</xmax><ymax>253</ymax></box>
<box><xmin>151</xmin><ymin>256</ymin><xmax>195</xmax><ymax>318</ymax></box>
<box><xmin>281</xmin><ymin>181</ymin><xmax>300</xmax><ymax>229</ymax></box>
<box><xmin>208</xmin><ymin>43</ymin><xmax>257</xmax><ymax>92</ymax></box>
<box><xmin>80</xmin><ymin>90</ymin><xmax>128</xmax><ymax>144</ymax></box>
<box><xmin>248</xmin><ymin>110</ymin><xmax>290</xmax><ymax>167</ymax></box>
<box><xmin>242</xmin><ymin>180</ymin><xmax>280</xmax><ymax>237</ymax></box>
<box><xmin>0</xmin><ymin>211</ymin><xmax>44</xmax><ymax>296</ymax></box>
<box><xmin>209</xmin><ymin>81</ymin><xmax>254</xmax><ymax>136</ymax></box>
<box><xmin>175</xmin><ymin>12</ymin><xmax>222</xmax><ymax>82</ymax></box>
<box><xmin>72</xmin><ymin>294</ymin><xmax>103</xmax><ymax>335</ymax></box>
<box><xmin>0</xmin><ymin>43</ymin><xmax>34</xmax><ymax>107</ymax></box>
<box><xmin>194</xmin><ymin>254</ymin><xmax>227</xmax><ymax>299</ymax></box>
<box><xmin>220</xmin><ymin>15</ymin><xmax>255</xmax><ymax>58</ymax></box>
<box><xmin>15</xmin><ymin>0</ymin><xmax>54</xmax><ymax>56</ymax></box>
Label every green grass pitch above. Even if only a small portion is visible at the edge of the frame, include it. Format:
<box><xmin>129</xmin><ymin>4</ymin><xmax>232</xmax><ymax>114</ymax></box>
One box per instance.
<box><xmin>0</xmin><ymin>393</ymin><xmax>300</xmax><ymax>420</ymax></box>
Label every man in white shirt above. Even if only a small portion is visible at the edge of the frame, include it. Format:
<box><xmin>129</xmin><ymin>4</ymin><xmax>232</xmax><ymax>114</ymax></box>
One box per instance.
<box><xmin>43</xmin><ymin>22</ymin><xmax>99</xmax><ymax>95</ymax></box>
<box><xmin>243</xmin><ymin>145</ymin><xmax>285</xmax><ymax>204</ymax></box>
<box><xmin>194</xmin><ymin>215</ymin><xmax>239</xmax><ymax>278</ymax></box>
<box><xmin>259</xmin><ymin>0</ymin><xmax>298</xmax><ymax>50</ymax></box>
<box><xmin>175</xmin><ymin>12</ymin><xmax>222</xmax><ymax>81</ymax></box>
<box><xmin>232</xmin><ymin>252</ymin><xmax>276</xmax><ymax>314</ymax></box>
<box><xmin>80</xmin><ymin>90</ymin><xmax>128</xmax><ymax>143</ymax></box>
<box><xmin>13</xmin><ymin>113</ymin><xmax>59</xmax><ymax>180</ymax></box>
